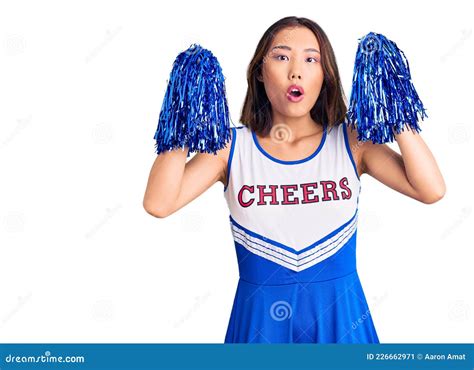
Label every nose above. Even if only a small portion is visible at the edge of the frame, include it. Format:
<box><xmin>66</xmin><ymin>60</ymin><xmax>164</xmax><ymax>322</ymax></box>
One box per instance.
<box><xmin>288</xmin><ymin>57</ymin><xmax>303</xmax><ymax>81</ymax></box>
<box><xmin>290</xmin><ymin>72</ymin><xmax>301</xmax><ymax>81</ymax></box>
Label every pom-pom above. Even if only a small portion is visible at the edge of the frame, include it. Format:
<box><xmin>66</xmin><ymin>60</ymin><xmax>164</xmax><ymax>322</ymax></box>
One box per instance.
<box><xmin>154</xmin><ymin>43</ymin><xmax>231</xmax><ymax>156</ymax></box>
<box><xmin>344</xmin><ymin>32</ymin><xmax>428</xmax><ymax>144</ymax></box>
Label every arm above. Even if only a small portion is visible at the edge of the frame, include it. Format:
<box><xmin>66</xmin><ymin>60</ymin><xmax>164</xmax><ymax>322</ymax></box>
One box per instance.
<box><xmin>346</xmin><ymin>126</ymin><xmax>446</xmax><ymax>204</ymax></box>
<box><xmin>143</xmin><ymin>130</ymin><xmax>232</xmax><ymax>218</ymax></box>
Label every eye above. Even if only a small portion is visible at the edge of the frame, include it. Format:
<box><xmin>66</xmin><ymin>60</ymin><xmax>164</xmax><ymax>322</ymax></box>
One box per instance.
<box><xmin>307</xmin><ymin>57</ymin><xmax>320</xmax><ymax>63</ymax></box>
<box><xmin>275</xmin><ymin>54</ymin><xmax>289</xmax><ymax>61</ymax></box>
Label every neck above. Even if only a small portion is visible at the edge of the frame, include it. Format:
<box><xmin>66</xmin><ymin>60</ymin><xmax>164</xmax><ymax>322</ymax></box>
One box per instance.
<box><xmin>270</xmin><ymin>112</ymin><xmax>323</xmax><ymax>141</ymax></box>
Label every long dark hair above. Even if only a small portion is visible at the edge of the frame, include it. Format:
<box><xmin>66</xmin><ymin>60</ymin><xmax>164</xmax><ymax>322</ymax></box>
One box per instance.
<box><xmin>240</xmin><ymin>16</ymin><xmax>347</xmax><ymax>136</ymax></box>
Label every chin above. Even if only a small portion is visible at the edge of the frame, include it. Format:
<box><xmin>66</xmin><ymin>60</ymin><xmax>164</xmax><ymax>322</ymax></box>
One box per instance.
<box><xmin>284</xmin><ymin>107</ymin><xmax>311</xmax><ymax>118</ymax></box>
<box><xmin>271</xmin><ymin>103</ymin><xmax>311</xmax><ymax>120</ymax></box>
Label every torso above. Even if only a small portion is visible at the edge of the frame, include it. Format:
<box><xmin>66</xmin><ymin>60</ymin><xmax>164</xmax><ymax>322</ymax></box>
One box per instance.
<box><xmin>222</xmin><ymin>122</ymin><xmax>361</xmax><ymax>272</ymax></box>
<box><xmin>222</xmin><ymin>122</ymin><xmax>379</xmax><ymax>343</ymax></box>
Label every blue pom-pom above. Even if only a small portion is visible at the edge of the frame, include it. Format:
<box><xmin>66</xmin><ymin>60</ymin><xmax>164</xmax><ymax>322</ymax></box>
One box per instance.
<box><xmin>154</xmin><ymin>43</ymin><xmax>231</xmax><ymax>156</ymax></box>
<box><xmin>344</xmin><ymin>32</ymin><xmax>428</xmax><ymax>144</ymax></box>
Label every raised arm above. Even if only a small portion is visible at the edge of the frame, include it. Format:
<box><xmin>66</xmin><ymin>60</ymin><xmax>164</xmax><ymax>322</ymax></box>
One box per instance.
<box><xmin>346</xmin><ymin>125</ymin><xmax>446</xmax><ymax>204</ymax></box>
<box><xmin>143</xmin><ymin>130</ymin><xmax>232</xmax><ymax>218</ymax></box>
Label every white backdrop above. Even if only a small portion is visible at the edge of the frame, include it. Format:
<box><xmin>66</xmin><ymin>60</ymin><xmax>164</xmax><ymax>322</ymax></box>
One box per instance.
<box><xmin>0</xmin><ymin>0</ymin><xmax>472</xmax><ymax>343</ymax></box>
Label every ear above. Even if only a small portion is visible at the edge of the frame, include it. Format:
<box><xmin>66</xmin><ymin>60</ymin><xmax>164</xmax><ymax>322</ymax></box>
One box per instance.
<box><xmin>257</xmin><ymin>74</ymin><xmax>264</xmax><ymax>82</ymax></box>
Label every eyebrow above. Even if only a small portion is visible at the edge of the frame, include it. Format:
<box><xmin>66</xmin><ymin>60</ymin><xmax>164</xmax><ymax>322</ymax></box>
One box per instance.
<box><xmin>271</xmin><ymin>45</ymin><xmax>320</xmax><ymax>53</ymax></box>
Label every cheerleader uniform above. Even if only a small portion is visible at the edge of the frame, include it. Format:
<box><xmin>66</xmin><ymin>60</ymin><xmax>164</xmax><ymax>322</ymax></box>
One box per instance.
<box><xmin>222</xmin><ymin>122</ymin><xmax>379</xmax><ymax>344</ymax></box>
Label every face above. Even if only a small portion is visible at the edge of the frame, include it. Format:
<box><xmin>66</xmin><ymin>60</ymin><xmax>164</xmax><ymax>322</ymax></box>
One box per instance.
<box><xmin>259</xmin><ymin>26</ymin><xmax>324</xmax><ymax>121</ymax></box>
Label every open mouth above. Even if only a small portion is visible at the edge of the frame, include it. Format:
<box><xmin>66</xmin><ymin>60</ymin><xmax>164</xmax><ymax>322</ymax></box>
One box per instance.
<box><xmin>289</xmin><ymin>89</ymin><xmax>302</xmax><ymax>97</ymax></box>
<box><xmin>287</xmin><ymin>85</ymin><xmax>305</xmax><ymax>102</ymax></box>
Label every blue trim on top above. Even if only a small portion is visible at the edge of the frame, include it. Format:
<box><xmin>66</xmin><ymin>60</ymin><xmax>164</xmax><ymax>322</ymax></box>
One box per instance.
<box><xmin>251</xmin><ymin>124</ymin><xmax>327</xmax><ymax>165</ymax></box>
<box><xmin>229</xmin><ymin>207</ymin><xmax>358</xmax><ymax>255</ymax></box>
<box><xmin>342</xmin><ymin>122</ymin><xmax>361</xmax><ymax>181</ymax></box>
<box><xmin>223</xmin><ymin>127</ymin><xmax>239</xmax><ymax>192</ymax></box>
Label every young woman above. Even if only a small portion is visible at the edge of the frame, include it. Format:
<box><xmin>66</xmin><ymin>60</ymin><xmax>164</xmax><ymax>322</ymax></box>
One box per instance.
<box><xmin>143</xmin><ymin>16</ymin><xmax>446</xmax><ymax>343</ymax></box>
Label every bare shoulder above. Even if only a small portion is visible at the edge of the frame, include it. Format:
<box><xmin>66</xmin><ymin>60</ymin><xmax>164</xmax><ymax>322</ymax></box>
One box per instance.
<box><xmin>214</xmin><ymin>127</ymin><xmax>234</xmax><ymax>184</ymax></box>
<box><xmin>344</xmin><ymin>123</ymin><xmax>369</xmax><ymax>177</ymax></box>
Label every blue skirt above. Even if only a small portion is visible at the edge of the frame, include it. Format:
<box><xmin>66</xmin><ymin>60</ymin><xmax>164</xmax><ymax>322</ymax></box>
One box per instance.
<box><xmin>224</xmin><ymin>231</ymin><xmax>379</xmax><ymax>343</ymax></box>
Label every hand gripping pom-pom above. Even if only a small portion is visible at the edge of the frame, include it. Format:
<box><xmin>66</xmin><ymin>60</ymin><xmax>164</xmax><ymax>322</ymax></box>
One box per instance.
<box><xmin>344</xmin><ymin>32</ymin><xmax>428</xmax><ymax>144</ymax></box>
<box><xmin>153</xmin><ymin>44</ymin><xmax>231</xmax><ymax>156</ymax></box>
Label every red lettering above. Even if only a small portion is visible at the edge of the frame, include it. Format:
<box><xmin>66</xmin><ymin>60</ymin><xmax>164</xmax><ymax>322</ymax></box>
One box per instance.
<box><xmin>257</xmin><ymin>185</ymin><xmax>279</xmax><ymax>205</ymax></box>
<box><xmin>281</xmin><ymin>184</ymin><xmax>299</xmax><ymax>205</ymax></box>
<box><xmin>300</xmin><ymin>182</ymin><xmax>319</xmax><ymax>203</ymax></box>
<box><xmin>321</xmin><ymin>181</ymin><xmax>340</xmax><ymax>201</ymax></box>
<box><xmin>236</xmin><ymin>177</ymin><xmax>354</xmax><ymax>207</ymax></box>
<box><xmin>339</xmin><ymin>177</ymin><xmax>352</xmax><ymax>200</ymax></box>
<box><xmin>238</xmin><ymin>185</ymin><xmax>254</xmax><ymax>207</ymax></box>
